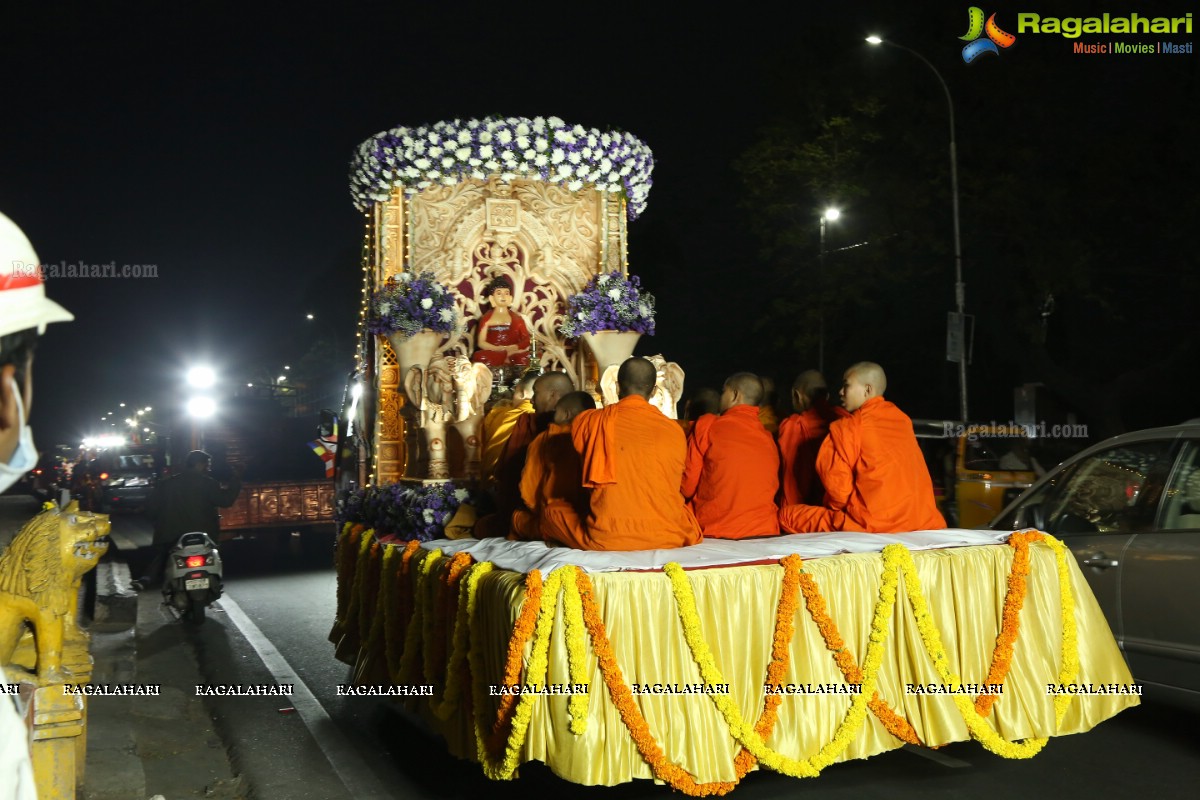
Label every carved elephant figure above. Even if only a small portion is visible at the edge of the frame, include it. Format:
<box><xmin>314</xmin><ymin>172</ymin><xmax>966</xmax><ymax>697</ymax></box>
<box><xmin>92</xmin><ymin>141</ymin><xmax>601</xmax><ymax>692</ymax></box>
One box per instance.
<box><xmin>599</xmin><ymin>354</ymin><xmax>686</xmax><ymax>419</ymax></box>
<box><xmin>403</xmin><ymin>356</ymin><xmax>493</xmax><ymax>479</ymax></box>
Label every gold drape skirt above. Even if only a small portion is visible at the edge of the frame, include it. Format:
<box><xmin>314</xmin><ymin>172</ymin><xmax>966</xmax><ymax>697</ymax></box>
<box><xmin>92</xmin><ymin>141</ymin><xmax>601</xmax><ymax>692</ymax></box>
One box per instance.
<box><xmin>336</xmin><ymin>541</ymin><xmax>1136</xmax><ymax>786</ymax></box>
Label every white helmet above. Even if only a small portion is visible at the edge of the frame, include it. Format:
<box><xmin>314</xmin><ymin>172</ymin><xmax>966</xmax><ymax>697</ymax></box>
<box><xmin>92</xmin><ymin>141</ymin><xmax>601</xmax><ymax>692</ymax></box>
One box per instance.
<box><xmin>1</xmin><ymin>211</ymin><xmax>74</xmax><ymax>337</ymax></box>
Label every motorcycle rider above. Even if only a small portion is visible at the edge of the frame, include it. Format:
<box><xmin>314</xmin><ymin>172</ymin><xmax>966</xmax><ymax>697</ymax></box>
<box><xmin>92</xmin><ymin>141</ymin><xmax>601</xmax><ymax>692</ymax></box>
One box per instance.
<box><xmin>2</xmin><ymin>210</ymin><xmax>74</xmax><ymax>800</ymax></box>
<box><xmin>136</xmin><ymin>450</ymin><xmax>241</xmax><ymax>589</ymax></box>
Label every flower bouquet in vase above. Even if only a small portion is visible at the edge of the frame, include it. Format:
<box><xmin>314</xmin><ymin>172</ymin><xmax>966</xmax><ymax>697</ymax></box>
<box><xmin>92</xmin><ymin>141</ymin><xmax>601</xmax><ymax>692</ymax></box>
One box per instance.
<box><xmin>560</xmin><ymin>271</ymin><xmax>656</xmax><ymax>375</ymax></box>
<box><xmin>368</xmin><ymin>271</ymin><xmax>459</xmax><ymax>382</ymax></box>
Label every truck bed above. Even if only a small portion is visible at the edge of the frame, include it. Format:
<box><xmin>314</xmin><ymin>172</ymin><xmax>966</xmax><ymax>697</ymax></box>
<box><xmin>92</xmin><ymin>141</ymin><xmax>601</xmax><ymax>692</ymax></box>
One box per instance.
<box><xmin>219</xmin><ymin>480</ymin><xmax>336</xmax><ymax>533</ymax></box>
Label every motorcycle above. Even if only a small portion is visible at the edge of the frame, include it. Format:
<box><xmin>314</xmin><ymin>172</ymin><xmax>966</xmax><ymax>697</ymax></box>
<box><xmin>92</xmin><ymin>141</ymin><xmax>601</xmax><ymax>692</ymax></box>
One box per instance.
<box><xmin>162</xmin><ymin>531</ymin><xmax>223</xmax><ymax>624</ymax></box>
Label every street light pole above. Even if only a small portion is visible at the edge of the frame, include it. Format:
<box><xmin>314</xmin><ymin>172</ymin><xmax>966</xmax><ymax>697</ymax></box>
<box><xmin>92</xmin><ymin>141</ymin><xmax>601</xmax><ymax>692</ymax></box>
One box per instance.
<box><xmin>867</xmin><ymin>36</ymin><xmax>969</xmax><ymax>422</ymax></box>
<box><xmin>817</xmin><ymin>207</ymin><xmax>840</xmax><ymax>376</ymax></box>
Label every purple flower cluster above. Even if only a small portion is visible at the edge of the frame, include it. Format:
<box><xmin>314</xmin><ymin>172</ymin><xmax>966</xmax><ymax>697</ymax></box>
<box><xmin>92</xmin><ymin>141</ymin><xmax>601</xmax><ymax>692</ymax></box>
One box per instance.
<box><xmin>559</xmin><ymin>271</ymin><xmax>657</xmax><ymax>337</ymax></box>
<box><xmin>348</xmin><ymin>116</ymin><xmax>655</xmax><ymax>220</ymax></box>
<box><xmin>366</xmin><ymin>271</ymin><xmax>457</xmax><ymax>337</ymax></box>
<box><xmin>336</xmin><ymin>481</ymin><xmax>475</xmax><ymax>542</ymax></box>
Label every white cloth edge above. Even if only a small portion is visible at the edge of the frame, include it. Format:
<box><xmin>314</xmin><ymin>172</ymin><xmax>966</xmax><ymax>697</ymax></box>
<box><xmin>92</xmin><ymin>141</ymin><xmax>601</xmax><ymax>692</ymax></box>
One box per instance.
<box><xmin>414</xmin><ymin>529</ymin><xmax>1013</xmax><ymax>574</ymax></box>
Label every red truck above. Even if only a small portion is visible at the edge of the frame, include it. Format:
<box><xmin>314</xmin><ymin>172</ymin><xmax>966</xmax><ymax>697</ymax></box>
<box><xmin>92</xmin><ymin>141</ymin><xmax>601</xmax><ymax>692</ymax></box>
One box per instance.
<box><xmin>173</xmin><ymin>396</ymin><xmax>337</xmax><ymax>550</ymax></box>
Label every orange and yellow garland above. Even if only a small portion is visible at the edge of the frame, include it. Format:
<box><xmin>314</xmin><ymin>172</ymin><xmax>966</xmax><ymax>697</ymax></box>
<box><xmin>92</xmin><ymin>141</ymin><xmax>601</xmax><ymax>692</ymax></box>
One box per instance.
<box><xmin>340</xmin><ymin>532</ymin><xmax>1082</xmax><ymax>794</ymax></box>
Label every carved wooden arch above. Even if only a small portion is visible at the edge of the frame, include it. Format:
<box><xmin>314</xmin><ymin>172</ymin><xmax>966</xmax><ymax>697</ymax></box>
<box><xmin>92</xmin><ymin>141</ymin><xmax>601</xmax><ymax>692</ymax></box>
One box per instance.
<box><xmin>407</xmin><ymin>179</ymin><xmax>604</xmax><ymax>388</ymax></box>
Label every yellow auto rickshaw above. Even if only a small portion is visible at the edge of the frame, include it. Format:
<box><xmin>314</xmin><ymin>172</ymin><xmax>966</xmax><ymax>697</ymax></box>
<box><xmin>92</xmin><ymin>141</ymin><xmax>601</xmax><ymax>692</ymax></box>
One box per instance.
<box><xmin>913</xmin><ymin>421</ymin><xmax>1043</xmax><ymax>528</ymax></box>
<box><xmin>953</xmin><ymin>424</ymin><xmax>1041</xmax><ymax>528</ymax></box>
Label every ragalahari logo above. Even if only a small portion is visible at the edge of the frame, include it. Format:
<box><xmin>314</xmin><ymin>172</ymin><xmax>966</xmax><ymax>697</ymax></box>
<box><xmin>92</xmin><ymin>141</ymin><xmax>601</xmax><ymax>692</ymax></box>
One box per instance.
<box><xmin>960</xmin><ymin>7</ymin><xmax>1017</xmax><ymax>62</ymax></box>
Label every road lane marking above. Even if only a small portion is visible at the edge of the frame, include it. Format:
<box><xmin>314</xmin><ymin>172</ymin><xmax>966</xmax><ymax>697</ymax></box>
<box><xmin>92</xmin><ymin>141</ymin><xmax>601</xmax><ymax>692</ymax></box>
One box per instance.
<box><xmin>218</xmin><ymin>594</ymin><xmax>397</xmax><ymax>799</ymax></box>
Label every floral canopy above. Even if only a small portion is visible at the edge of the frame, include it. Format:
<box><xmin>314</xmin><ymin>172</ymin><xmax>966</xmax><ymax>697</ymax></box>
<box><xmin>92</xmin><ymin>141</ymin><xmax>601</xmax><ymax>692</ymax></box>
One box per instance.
<box><xmin>349</xmin><ymin>115</ymin><xmax>655</xmax><ymax>220</ymax></box>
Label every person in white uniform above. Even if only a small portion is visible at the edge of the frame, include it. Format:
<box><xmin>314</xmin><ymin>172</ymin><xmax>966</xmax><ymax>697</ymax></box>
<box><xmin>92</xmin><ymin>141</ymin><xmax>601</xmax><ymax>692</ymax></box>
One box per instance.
<box><xmin>1</xmin><ymin>210</ymin><xmax>75</xmax><ymax>800</ymax></box>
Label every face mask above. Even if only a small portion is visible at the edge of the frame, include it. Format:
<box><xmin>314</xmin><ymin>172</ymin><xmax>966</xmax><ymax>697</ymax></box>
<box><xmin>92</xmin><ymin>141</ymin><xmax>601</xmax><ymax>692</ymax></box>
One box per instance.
<box><xmin>0</xmin><ymin>378</ymin><xmax>38</xmax><ymax>493</ymax></box>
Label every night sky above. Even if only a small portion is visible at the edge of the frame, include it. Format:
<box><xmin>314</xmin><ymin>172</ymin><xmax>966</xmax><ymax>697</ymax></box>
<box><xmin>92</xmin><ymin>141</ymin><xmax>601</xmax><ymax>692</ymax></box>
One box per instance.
<box><xmin>4</xmin><ymin>1</ymin><xmax>1197</xmax><ymax>450</ymax></box>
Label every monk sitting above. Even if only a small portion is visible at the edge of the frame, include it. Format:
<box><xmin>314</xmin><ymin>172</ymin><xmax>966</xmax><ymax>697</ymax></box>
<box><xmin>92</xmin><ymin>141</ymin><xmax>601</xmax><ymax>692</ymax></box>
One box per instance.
<box><xmin>475</xmin><ymin>371</ymin><xmax>575</xmax><ymax>538</ymax></box>
<box><xmin>543</xmin><ymin>357</ymin><xmax>701</xmax><ymax>551</ymax></box>
<box><xmin>479</xmin><ymin>371</ymin><xmax>538</xmax><ymax>486</ymax></box>
<box><xmin>681</xmin><ymin>372</ymin><xmax>780</xmax><ymax>539</ymax></box>
<box><xmin>757</xmin><ymin>375</ymin><xmax>780</xmax><ymax>435</ymax></box>
<box><xmin>511</xmin><ymin>391</ymin><xmax>596</xmax><ymax>541</ymax></box>
<box><xmin>779</xmin><ymin>362</ymin><xmax>946</xmax><ymax>534</ymax></box>
<box><xmin>679</xmin><ymin>387</ymin><xmax>721</xmax><ymax>438</ymax></box>
<box><xmin>777</xmin><ymin>370</ymin><xmax>849</xmax><ymax>506</ymax></box>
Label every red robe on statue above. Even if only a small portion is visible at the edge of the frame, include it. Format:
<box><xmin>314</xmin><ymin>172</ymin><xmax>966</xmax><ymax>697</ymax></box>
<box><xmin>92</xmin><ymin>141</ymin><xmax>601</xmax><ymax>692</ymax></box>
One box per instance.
<box><xmin>470</xmin><ymin>309</ymin><xmax>531</xmax><ymax>367</ymax></box>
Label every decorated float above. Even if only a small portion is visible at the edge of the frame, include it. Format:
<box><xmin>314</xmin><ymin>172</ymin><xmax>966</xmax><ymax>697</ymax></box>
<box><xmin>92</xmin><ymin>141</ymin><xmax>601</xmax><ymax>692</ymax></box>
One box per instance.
<box><xmin>330</xmin><ymin>115</ymin><xmax>1137</xmax><ymax>793</ymax></box>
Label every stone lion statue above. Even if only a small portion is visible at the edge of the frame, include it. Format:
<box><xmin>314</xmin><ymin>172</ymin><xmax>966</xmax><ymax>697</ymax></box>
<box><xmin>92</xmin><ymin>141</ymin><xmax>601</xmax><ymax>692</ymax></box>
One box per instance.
<box><xmin>0</xmin><ymin>501</ymin><xmax>109</xmax><ymax>684</ymax></box>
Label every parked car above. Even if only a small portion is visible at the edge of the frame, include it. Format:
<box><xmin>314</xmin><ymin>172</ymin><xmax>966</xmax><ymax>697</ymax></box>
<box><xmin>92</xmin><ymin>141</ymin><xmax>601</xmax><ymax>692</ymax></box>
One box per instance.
<box><xmin>990</xmin><ymin>421</ymin><xmax>1200</xmax><ymax>709</ymax></box>
<box><xmin>97</xmin><ymin>451</ymin><xmax>159</xmax><ymax>512</ymax></box>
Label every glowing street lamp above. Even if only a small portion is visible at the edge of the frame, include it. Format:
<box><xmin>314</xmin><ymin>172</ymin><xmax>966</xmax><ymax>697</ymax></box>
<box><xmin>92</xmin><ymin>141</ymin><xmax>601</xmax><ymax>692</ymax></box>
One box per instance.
<box><xmin>186</xmin><ymin>366</ymin><xmax>216</xmax><ymax>389</ymax></box>
<box><xmin>186</xmin><ymin>396</ymin><xmax>216</xmax><ymax>419</ymax></box>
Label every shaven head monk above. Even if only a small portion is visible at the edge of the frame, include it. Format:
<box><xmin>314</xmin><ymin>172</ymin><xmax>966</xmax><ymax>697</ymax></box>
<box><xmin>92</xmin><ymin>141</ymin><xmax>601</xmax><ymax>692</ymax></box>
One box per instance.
<box><xmin>541</xmin><ymin>357</ymin><xmax>701</xmax><ymax>550</ymax></box>
<box><xmin>777</xmin><ymin>369</ymin><xmax>850</xmax><ymax>506</ymax></box>
<box><xmin>478</xmin><ymin>371</ymin><xmax>578</xmax><ymax>538</ymax></box>
<box><xmin>532</xmin><ymin>371</ymin><xmax>574</xmax><ymax>416</ymax></box>
<box><xmin>779</xmin><ymin>361</ymin><xmax>945</xmax><ymax>533</ymax></box>
<box><xmin>554</xmin><ymin>391</ymin><xmax>596</xmax><ymax>426</ymax></box>
<box><xmin>839</xmin><ymin>361</ymin><xmax>886</xmax><ymax>412</ymax></box>
<box><xmin>512</xmin><ymin>390</ymin><xmax>596</xmax><ymax>541</ymax></box>
<box><xmin>681</xmin><ymin>372</ymin><xmax>780</xmax><ymax>539</ymax></box>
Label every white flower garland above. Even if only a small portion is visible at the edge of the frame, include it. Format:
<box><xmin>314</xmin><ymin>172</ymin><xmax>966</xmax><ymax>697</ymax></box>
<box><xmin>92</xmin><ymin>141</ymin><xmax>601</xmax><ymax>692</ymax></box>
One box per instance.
<box><xmin>350</xmin><ymin>115</ymin><xmax>654</xmax><ymax>219</ymax></box>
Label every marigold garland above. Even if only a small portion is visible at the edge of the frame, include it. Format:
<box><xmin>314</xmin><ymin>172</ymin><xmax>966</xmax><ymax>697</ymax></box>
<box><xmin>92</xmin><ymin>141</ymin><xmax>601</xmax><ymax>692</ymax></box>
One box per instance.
<box><xmin>397</xmin><ymin>547</ymin><xmax>441</xmax><ymax>685</ymax></box>
<box><xmin>560</xmin><ymin>565</ymin><xmax>591</xmax><ymax>735</ymax></box>
<box><xmin>341</xmin><ymin>527</ymin><xmax>375</xmax><ymax>647</ymax></box>
<box><xmin>891</xmin><ymin>543</ymin><xmax>1052</xmax><ymax>758</ymax></box>
<box><xmin>665</xmin><ymin>559</ymin><xmax>898</xmax><ymax>779</ymax></box>
<box><xmin>384</xmin><ymin>545</ymin><xmax>417</xmax><ymax>681</ymax></box>
<box><xmin>432</xmin><ymin>561</ymin><xmax>494</xmax><ymax>720</ymax></box>
<box><xmin>360</xmin><ymin>534</ymin><xmax>1085</xmax><ymax>785</ymax></box>
<box><xmin>471</xmin><ymin>568</ymin><xmax>564</xmax><ymax>780</ymax></box>
<box><xmin>358</xmin><ymin>540</ymin><xmax>383</xmax><ymax>644</ymax></box>
<box><xmin>396</xmin><ymin>540</ymin><xmax>421</xmax><ymax>645</ymax></box>
<box><xmin>366</xmin><ymin>545</ymin><xmax>398</xmax><ymax>654</ymax></box>
<box><xmin>975</xmin><ymin>531</ymin><xmax>1043</xmax><ymax>716</ymax></box>
<box><xmin>1042</xmin><ymin>535</ymin><xmax>1079</xmax><ymax>727</ymax></box>
<box><xmin>487</xmin><ymin>570</ymin><xmax>544</xmax><ymax>752</ymax></box>
<box><xmin>732</xmin><ymin>553</ymin><xmax>803</xmax><ymax>777</ymax></box>
<box><xmin>334</xmin><ymin>522</ymin><xmax>362</xmax><ymax>626</ymax></box>
<box><xmin>428</xmin><ymin>552</ymin><xmax>474</xmax><ymax>685</ymax></box>
<box><xmin>576</xmin><ymin>569</ymin><xmax>740</xmax><ymax>796</ymax></box>
<box><xmin>797</xmin><ymin>567</ymin><xmax>921</xmax><ymax>745</ymax></box>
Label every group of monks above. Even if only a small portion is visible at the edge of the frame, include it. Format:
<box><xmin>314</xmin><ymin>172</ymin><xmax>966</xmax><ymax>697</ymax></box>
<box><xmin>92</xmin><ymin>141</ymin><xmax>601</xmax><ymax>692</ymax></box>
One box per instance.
<box><xmin>473</xmin><ymin>358</ymin><xmax>946</xmax><ymax>551</ymax></box>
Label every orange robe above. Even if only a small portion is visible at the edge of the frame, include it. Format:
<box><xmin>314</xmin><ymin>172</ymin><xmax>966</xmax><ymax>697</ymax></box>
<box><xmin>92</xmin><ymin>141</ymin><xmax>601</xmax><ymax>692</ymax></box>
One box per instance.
<box><xmin>543</xmin><ymin>395</ymin><xmax>701</xmax><ymax>551</ymax></box>
<box><xmin>757</xmin><ymin>405</ymin><xmax>779</xmax><ymax>436</ymax></box>
<box><xmin>511</xmin><ymin>423</ymin><xmax>584</xmax><ymax>541</ymax></box>
<box><xmin>476</xmin><ymin>410</ymin><xmax>546</xmax><ymax>538</ymax></box>
<box><xmin>479</xmin><ymin>399</ymin><xmax>533</xmax><ymax>484</ymax></box>
<box><xmin>779</xmin><ymin>396</ymin><xmax>947</xmax><ymax>533</ymax></box>
<box><xmin>681</xmin><ymin>405</ymin><xmax>780</xmax><ymax>539</ymax></box>
<box><xmin>777</xmin><ymin>400</ymin><xmax>850</xmax><ymax>506</ymax></box>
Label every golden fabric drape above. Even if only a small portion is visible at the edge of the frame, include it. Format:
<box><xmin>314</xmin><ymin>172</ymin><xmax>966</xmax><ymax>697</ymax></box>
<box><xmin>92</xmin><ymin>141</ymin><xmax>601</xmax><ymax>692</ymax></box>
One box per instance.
<box><xmin>338</xmin><ymin>540</ymin><xmax>1136</xmax><ymax>787</ymax></box>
